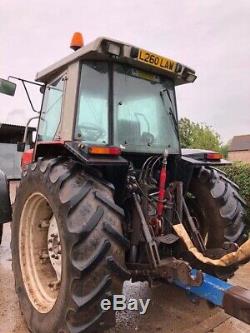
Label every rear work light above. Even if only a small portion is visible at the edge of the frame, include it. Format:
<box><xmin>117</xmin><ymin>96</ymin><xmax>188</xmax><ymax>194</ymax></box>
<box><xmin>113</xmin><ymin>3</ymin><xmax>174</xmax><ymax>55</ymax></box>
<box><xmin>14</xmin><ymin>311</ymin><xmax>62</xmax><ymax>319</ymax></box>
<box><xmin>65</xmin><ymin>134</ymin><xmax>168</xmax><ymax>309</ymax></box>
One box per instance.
<box><xmin>107</xmin><ymin>42</ymin><xmax>121</xmax><ymax>56</ymax></box>
<box><xmin>205</xmin><ymin>152</ymin><xmax>222</xmax><ymax>160</ymax></box>
<box><xmin>88</xmin><ymin>146</ymin><xmax>121</xmax><ymax>156</ymax></box>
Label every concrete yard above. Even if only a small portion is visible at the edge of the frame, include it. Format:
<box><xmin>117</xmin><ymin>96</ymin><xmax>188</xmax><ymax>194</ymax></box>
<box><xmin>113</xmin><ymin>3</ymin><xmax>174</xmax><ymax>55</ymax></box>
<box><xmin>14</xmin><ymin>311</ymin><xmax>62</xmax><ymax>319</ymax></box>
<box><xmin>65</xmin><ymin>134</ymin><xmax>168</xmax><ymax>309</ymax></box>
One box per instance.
<box><xmin>0</xmin><ymin>182</ymin><xmax>249</xmax><ymax>333</ymax></box>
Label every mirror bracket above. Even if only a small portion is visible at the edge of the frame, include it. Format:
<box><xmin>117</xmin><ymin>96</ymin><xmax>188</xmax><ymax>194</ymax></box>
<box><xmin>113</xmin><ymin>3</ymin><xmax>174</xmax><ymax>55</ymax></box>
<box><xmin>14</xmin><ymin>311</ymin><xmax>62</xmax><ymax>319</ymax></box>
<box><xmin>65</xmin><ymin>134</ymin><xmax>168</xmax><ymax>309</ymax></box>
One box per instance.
<box><xmin>8</xmin><ymin>76</ymin><xmax>45</xmax><ymax>114</ymax></box>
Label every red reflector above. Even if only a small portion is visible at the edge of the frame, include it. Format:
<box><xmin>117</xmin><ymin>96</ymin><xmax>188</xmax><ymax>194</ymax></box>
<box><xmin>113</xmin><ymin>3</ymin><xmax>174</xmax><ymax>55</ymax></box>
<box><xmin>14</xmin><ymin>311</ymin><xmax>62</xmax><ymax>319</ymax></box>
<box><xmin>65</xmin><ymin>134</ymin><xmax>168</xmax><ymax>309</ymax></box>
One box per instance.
<box><xmin>21</xmin><ymin>149</ymin><xmax>33</xmax><ymax>167</ymax></box>
<box><xmin>206</xmin><ymin>153</ymin><xmax>222</xmax><ymax>160</ymax></box>
<box><xmin>88</xmin><ymin>146</ymin><xmax>121</xmax><ymax>156</ymax></box>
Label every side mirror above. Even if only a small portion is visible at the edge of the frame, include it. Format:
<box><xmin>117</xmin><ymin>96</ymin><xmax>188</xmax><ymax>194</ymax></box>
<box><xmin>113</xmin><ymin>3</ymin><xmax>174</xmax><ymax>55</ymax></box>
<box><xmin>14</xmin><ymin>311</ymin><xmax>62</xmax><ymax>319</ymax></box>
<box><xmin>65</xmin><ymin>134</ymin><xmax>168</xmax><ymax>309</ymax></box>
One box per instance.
<box><xmin>17</xmin><ymin>142</ymin><xmax>25</xmax><ymax>152</ymax></box>
<box><xmin>0</xmin><ymin>78</ymin><xmax>16</xmax><ymax>96</ymax></box>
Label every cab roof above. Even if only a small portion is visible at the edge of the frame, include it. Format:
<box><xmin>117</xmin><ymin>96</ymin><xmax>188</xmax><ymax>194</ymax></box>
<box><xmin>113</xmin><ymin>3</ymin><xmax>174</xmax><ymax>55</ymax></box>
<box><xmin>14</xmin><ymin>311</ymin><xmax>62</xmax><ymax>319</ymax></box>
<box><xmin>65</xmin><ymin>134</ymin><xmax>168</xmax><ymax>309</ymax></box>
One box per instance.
<box><xmin>36</xmin><ymin>36</ymin><xmax>197</xmax><ymax>85</ymax></box>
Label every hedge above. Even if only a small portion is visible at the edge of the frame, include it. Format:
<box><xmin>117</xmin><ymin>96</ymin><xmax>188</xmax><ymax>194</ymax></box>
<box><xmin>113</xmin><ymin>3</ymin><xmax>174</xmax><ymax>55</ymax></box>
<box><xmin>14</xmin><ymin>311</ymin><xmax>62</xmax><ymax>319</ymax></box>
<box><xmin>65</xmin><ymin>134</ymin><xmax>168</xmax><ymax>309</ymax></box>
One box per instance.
<box><xmin>219</xmin><ymin>162</ymin><xmax>250</xmax><ymax>225</ymax></box>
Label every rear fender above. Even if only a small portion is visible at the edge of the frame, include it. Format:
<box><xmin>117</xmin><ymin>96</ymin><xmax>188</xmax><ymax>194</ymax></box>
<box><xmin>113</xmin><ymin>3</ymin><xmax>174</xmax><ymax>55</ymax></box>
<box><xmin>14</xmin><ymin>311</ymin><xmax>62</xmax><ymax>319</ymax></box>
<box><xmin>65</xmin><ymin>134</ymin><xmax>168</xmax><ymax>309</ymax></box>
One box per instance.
<box><xmin>176</xmin><ymin>149</ymin><xmax>230</xmax><ymax>194</ymax></box>
<box><xmin>181</xmin><ymin>148</ymin><xmax>230</xmax><ymax>166</ymax></box>
<box><xmin>0</xmin><ymin>170</ymin><xmax>12</xmax><ymax>224</ymax></box>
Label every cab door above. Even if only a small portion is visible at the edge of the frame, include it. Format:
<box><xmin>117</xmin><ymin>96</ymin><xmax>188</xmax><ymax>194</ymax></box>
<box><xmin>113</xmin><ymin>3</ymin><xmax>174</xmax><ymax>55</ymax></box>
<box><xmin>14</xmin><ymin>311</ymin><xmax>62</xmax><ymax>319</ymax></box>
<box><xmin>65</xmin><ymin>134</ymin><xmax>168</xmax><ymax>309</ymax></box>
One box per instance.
<box><xmin>37</xmin><ymin>73</ymin><xmax>66</xmax><ymax>142</ymax></box>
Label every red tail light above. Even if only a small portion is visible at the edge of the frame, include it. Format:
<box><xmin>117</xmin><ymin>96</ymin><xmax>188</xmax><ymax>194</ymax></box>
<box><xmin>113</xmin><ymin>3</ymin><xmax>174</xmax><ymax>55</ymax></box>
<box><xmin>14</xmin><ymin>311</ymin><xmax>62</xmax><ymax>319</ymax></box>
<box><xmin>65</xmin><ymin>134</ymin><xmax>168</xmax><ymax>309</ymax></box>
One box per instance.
<box><xmin>205</xmin><ymin>152</ymin><xmax>222</xmax><ymax>160</ymax></box>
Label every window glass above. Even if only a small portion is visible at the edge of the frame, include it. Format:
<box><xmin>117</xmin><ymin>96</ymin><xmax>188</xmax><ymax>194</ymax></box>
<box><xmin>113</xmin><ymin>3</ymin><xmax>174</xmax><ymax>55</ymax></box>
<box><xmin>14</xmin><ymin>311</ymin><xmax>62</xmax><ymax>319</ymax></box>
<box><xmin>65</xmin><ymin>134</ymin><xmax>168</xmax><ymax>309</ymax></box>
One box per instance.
<box><xmin>38</xmin><ymin>76</ymin><xmax>64</xmax><ymax>141</ymax></box>
<box><xmin>113</xmin><ymin>64</ymin><xmax>180</xmax><ymax>154</ymax></box>
<box><xmin>75</xmin><ymin>62</ymin><xmax>109</xmax><ymax>144</ymax></box>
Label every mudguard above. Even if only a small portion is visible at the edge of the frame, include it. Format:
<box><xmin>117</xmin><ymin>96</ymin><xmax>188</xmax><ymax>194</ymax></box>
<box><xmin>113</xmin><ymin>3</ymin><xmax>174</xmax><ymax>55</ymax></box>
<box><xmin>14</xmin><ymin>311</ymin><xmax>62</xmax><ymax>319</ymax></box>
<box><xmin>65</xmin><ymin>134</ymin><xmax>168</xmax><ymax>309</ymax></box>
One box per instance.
<box><xmin>0</xmin><ymin>169</ymin><xmax>12</xmax><ymax>224</ymax></box>
<box><xmin>181</xmin><ymin>148</ymin><xmax>230</xmax><ymax>166</ymax></box>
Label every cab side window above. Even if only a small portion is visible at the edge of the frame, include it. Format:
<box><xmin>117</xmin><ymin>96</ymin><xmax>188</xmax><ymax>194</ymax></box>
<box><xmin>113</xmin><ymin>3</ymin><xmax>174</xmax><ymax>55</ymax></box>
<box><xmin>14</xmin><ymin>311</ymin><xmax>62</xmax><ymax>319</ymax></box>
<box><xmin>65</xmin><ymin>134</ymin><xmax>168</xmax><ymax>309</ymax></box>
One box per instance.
<box><xmin>38</xmin><ymin>75</ymin><xmax>65</xmax><ymax>141</ymax></box>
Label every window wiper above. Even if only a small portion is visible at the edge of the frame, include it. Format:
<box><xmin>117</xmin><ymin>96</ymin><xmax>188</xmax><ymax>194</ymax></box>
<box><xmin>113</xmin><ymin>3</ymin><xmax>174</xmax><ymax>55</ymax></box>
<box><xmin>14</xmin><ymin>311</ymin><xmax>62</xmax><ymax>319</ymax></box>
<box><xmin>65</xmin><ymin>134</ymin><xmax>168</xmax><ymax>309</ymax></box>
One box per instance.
<box><xmin>160</xmin><ymin>89</ymin><xmax>179</xmax><ymax>139</ymax></box>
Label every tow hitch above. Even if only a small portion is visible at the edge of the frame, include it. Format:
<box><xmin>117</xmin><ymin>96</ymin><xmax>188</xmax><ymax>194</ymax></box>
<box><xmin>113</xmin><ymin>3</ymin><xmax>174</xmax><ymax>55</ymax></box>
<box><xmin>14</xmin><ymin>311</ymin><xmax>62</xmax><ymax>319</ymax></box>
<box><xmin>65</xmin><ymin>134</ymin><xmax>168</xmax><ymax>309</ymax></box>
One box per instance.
<box><xmin>129</xmin><ymin>150</ymin><xmax>250</xmax><ymax>326</ymax></box>
<box><xmin>175</xmin><ymin>269</ymin><xmax>250</xmax><ymax>325</ymax></box>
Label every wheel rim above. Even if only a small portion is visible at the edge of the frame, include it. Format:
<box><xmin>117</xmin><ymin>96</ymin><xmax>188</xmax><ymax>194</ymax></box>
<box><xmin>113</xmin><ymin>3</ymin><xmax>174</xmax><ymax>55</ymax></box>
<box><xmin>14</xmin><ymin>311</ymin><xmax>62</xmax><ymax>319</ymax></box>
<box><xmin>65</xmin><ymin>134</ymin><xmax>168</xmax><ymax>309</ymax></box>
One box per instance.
<box><xmin>19</xmin><ymin>192</ymin><xmax>62</xmax><ymax>313</ymax></box>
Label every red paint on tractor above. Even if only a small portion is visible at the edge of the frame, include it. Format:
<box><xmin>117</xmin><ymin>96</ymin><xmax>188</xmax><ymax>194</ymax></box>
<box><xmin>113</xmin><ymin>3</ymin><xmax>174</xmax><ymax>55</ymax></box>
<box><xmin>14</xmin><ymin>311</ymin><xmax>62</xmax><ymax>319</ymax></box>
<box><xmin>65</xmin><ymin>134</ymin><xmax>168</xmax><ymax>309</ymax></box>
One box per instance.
<box><xmin>157</xmin><ymin>150</ymin><xmax>168</xmax><ymax>217</ymax></box>
<box><xmin>21</xmin><ymin>149</ymin><xmax>33</xmax><ymax>168</ymax></box>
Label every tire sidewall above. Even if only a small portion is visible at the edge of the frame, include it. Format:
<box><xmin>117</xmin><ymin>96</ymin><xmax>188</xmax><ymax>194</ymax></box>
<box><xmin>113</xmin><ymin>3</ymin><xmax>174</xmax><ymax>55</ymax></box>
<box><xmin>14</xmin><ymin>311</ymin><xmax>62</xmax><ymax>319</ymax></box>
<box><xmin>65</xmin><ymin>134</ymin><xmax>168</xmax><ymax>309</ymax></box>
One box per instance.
<box><xmin>12</xmin><ymin>165</ymin><xmax>75</xmax><ymax>333</ymax></box>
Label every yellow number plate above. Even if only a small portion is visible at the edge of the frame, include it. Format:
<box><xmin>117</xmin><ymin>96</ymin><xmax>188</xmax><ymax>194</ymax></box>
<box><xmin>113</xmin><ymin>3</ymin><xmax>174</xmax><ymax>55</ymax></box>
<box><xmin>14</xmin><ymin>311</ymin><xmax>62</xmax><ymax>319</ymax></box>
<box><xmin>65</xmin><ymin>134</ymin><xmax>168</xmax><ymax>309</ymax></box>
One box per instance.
<box><xmin>137</xmin><ymin>49</ymin><xmax>177</xmax><ymax>73</ymax></box>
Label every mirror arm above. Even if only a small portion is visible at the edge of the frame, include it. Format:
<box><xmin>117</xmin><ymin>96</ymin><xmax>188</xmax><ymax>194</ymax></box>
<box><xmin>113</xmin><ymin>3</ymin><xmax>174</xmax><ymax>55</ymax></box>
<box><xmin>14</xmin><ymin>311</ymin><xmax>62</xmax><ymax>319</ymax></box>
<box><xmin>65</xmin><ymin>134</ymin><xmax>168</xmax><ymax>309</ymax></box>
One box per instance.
<box><xmin>21</xmin><ymin>81</ymin><xmax>40</xmax><ymax>113</ymax></box>
<box><xmin>8</xmin><ymin>76</ymin><xmax>44</xmax><ymax>87</ymax></box>
<box><xmin>8</xmin><ymin>76</ymin><xmax>44</xmax><ymax>114</ymax></box>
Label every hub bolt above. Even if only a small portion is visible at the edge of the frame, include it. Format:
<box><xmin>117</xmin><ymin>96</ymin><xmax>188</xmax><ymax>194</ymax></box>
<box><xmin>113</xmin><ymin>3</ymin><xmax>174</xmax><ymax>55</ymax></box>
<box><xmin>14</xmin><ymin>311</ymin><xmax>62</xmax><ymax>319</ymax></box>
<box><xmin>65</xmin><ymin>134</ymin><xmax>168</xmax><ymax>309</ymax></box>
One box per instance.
<box><xmin>39</xmin><ymin>220</ymin><xmax>49</xmax><ymax>228</ymax></box>
<box><xmin>40</xmin><ymin>253</ymin><xmax>49</xmax><ymax>259</ymax></box>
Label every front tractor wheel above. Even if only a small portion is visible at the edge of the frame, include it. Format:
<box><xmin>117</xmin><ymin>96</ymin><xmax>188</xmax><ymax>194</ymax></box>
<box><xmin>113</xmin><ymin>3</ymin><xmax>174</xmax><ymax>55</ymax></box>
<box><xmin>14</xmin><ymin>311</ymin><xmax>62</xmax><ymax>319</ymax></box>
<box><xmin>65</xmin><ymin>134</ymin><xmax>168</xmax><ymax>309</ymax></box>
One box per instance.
<box><xmin>12</xmin><ymin>158</ymin><xmax>127</xmax><ymax>333</ymax></box>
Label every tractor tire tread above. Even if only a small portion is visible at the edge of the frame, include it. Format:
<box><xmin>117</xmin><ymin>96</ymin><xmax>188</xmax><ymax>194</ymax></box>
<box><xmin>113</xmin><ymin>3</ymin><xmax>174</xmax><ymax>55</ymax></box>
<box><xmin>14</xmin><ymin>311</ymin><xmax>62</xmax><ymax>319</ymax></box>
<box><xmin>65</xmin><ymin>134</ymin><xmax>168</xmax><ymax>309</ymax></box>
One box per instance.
<box><xmin>12</xmin><ymin>157</ymin><xmax>126</xmax><ymax>333</ymax></box>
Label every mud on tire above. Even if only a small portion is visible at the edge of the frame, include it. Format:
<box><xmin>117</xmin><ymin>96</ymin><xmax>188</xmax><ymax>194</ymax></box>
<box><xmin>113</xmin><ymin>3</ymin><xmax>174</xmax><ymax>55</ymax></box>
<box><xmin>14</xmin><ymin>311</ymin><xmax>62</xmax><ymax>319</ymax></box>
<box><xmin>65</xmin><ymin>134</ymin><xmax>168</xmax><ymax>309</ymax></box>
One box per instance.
<box><xmin>11</xmin><ymin>157</ymin><xmax>129</xmax><ymax>333</ymax></box>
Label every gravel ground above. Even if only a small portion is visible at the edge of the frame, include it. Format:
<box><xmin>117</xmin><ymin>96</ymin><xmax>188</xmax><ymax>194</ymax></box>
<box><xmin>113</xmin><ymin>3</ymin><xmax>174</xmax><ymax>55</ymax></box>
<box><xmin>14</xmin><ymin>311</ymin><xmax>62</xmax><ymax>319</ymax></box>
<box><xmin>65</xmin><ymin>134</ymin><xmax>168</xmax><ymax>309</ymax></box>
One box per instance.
<box><xmin>0</xmin><ymin>181</ymin><xmax>249</xmax><ymax>333</ymax></box>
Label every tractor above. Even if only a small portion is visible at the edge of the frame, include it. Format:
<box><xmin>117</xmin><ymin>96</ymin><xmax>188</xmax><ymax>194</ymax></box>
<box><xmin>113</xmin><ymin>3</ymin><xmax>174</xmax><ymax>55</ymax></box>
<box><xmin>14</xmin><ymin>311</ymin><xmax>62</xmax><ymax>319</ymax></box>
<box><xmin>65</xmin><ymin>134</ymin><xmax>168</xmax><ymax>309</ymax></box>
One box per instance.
<box><xmin>0</xmin><ymin>33</ymin><xmax>250</xmax><ymax>333</ymax></box>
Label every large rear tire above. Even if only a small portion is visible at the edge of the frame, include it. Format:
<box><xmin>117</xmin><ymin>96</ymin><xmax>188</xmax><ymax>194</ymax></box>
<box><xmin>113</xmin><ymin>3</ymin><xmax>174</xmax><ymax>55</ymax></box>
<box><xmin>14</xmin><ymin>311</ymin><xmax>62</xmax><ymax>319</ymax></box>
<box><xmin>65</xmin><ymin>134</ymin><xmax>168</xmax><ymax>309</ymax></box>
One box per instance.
<box><xmin>11</xmin><ymin>158</ymin><xmax>128</xmax><ymax>333</ymax></box>
<box><xmin>186</xmin><ymin>166</ymin><xmax>248</xmax><ymax>278</ymax></box>
<box><xmin>0</xmin><ymin>224</ymin><xmax>3</xmax><ymax>244</ymax></box>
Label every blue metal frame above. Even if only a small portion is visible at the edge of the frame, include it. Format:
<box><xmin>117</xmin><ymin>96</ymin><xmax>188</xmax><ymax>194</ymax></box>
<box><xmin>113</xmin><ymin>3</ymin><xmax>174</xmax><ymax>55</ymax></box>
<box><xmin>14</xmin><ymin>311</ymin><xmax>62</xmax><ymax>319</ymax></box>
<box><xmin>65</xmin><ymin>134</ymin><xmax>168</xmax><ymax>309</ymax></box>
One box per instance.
<box><xmin>174</xmin><ymin>269</ymin><xmax>232</xmax><ymax>306</ymax></box>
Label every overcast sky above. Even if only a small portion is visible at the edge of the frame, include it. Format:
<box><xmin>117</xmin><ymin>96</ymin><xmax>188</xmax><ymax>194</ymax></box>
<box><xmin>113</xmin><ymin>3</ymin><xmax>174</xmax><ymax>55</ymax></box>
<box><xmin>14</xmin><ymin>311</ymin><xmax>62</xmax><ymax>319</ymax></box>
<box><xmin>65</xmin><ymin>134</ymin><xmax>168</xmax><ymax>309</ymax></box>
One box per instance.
<box><xmin>0</xmin><ymin>0</ymin><xmax>249</xmax><ymax>143</ymax></box>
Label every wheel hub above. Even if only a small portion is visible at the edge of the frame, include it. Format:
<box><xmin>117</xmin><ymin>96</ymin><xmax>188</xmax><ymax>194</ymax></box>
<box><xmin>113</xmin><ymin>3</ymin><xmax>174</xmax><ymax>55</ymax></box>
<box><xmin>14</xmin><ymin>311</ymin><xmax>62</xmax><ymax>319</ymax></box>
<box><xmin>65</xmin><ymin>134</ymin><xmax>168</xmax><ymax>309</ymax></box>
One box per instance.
<box><xmin>48</xmin><ymin>216</ymin><xmax>62</xmax><ymax>281</ymax></box>
<box><xmin>19</xmin><ymin>192</ymin><xmax>62</xmax><ymax>313</ymax></box>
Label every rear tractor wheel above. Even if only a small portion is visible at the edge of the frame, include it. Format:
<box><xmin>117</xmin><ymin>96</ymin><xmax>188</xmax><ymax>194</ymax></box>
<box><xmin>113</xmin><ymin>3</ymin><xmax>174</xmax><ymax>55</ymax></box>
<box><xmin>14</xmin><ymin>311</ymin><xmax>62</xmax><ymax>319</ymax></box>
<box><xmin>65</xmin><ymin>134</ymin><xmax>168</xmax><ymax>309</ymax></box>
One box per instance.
<box><xmin>0</xmin><ymin>223</ymin><xmax>3</xmax><ymax>244</ymax></box>
<box><xmin>11</xmin><ymin>158</ymin><xmax>128</xmax><ymax>333</ymax></box>
<box><xmin>186</xmin><ymin>166</ymin><xmax>248</xmax><ymax>278</ymax></box>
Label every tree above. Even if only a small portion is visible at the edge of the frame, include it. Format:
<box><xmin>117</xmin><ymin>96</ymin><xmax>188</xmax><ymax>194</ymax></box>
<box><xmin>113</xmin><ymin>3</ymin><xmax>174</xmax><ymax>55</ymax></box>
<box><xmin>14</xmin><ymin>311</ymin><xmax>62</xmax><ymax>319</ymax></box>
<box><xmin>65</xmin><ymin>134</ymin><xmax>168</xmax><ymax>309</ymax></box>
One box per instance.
<box><xmin>179</xmin><ymin>117</ymin><xmax>221</xmax><ymax>151</ymax></box>
<box><xmin>220</xmin><ymin>144</ymin><xmax>229</xmax><ymax>158</ymax></box>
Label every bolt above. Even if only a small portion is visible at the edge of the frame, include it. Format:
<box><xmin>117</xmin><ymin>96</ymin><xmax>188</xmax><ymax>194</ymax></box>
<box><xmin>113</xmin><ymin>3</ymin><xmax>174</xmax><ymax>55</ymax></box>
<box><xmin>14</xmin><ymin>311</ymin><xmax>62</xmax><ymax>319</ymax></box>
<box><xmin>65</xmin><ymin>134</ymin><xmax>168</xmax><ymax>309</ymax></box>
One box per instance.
<box><xmin>40</xmin><ymin>253</ymin><xmax>49</xmax><ymax>259</ymax></box>
<box><xmin>48</xmin><ymin>247</ymin><xmax>52</xmax><ymax>252</ymax></box>
<box><xmin>51</xmin><ymin>254</ymin><xmax>56</xmax><ymax>259</ymax></box>
<box><xmin>39</xmin><ymin>220</ymin><xmax>49</xmax><ymax>228</ymax></box>
<box><xmin>48</xmin><ymin>280</ymin><xmax>61</xmax><ymax>291</ymax></box>
<box><xmin>51</xmin><ymin>233</ymin><xmax>56</xmax><ymax>237</ymax></box>
<box><xmin>48</xmin><ymin>239</ymin><xmax>53</xmax><ymax>243</ymax></box>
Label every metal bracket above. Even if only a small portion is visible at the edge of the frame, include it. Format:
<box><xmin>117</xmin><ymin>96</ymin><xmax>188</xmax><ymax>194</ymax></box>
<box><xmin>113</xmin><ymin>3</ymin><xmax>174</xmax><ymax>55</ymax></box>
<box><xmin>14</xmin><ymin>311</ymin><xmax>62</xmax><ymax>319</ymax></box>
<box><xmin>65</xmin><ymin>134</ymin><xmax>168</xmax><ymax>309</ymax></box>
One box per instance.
<box><xmin>175</xmin><ymin>269</ymin><xmax>250</xmax><ymax>325</ymax></box>
<box><xmin>130</xmin><ymin>258</ymin><xmax>203</xmax><ymax>287</ymax></box>
<box><xmin>182</xmin><ymin>198</ymin><xmax>206</xmax><ymax>253</ymax></box>
<box><xmin>133</xmin><ymin>192</ymin><xmax>161</xmax><ymax>268</ymax></box>
<box><xmin>158</xmin><ymin>258</ymin><xmax>203</xmax><ymax>287</ymax></box>
<box><xmin>8</xmin><ymin>76</ymin><xmax>44</xmax><ymax>114</ymax></box>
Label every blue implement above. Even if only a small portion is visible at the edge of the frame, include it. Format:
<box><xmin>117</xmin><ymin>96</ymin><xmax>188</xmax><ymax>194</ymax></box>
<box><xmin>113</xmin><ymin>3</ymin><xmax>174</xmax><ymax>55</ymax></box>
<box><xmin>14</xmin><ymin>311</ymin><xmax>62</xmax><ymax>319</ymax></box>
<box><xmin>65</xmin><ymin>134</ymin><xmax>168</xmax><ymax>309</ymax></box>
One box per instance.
<box><xmin>174</xmin><ymin>269</ymin><xmax>250</xmax><ymax>324</ymax></box>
